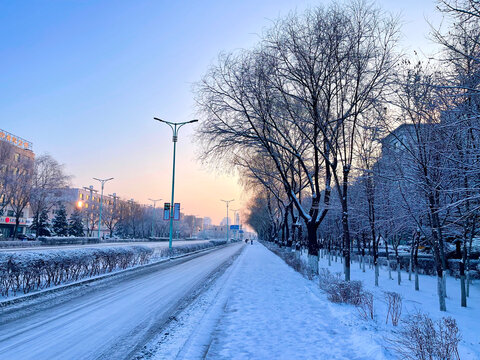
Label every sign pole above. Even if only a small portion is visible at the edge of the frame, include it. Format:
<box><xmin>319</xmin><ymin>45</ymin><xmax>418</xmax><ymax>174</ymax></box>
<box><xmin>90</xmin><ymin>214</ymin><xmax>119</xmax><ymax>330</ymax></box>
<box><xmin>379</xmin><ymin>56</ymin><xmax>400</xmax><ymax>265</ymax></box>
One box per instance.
<box><xmin>154</xmin><ymin>117</ymin><xmax>198</xmax><ymax>249</ymax></box>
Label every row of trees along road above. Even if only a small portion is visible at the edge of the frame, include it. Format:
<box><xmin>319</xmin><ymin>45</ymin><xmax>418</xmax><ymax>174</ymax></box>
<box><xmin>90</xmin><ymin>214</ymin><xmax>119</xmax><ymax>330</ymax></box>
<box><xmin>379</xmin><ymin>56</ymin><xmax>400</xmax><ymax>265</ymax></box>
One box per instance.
<box><xmin>194</xmin><ymin>0</ymin><xmax>480</xmax><ymax>312</ymax></box>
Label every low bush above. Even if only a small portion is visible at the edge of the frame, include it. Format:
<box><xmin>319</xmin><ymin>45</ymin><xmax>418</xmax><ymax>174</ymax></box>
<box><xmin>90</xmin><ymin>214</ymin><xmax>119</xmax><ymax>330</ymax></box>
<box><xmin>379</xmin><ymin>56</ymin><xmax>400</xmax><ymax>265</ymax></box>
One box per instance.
<box><xmin>262</xmin><ymin>241</ymin><xmax>313</xmax><ymax>278</ymax></box>
<box><xmin>318</xmin><ymin>268</ymin><xmax>364</xmax><ymax>305</ymax></box>
<box><xmin>385</xmin><ymin>291</ymin><xmax>402</xmax><ymax>326</ymax></box>
<box><xmin>0</xmin><ymin>246</ymin><xmax>153</xmax><ymax>298</ymax></box>
<box><xmin>356</xmin><ymin>290</ymin><xmax>375</xmax><ymax>321</ymax></box>
<box><xmin>0</xmin><ymin>241</ymin><xmax>42</xmax><ymax>248</ymax></box>
<box><xmin>38</xmin><ymin>237</ymin><xmax>100</xmax><ymax>245</ymax></box>
<box><xmin>387</xmin><ymin>312</ymin><xmax>461</xmax><ymax>360</ymax></box>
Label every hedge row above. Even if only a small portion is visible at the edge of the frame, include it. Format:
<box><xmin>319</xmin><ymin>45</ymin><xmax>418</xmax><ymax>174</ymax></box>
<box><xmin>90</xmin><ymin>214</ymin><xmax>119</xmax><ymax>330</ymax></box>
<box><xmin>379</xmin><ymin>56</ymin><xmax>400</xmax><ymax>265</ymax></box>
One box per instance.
<box><xmin>38</xmin><ymin>237</ymin><xmax>100</xmax><ymax>245</ymax></box>
<box><xmin>0</xmin><ymin>246</ymin><xmax>153</xmax><ymax>298</ymax></box>
<box><xmin>0</xmin><ymin>241</ymin><xmax>42</xmax><ymax>248</ymax></box>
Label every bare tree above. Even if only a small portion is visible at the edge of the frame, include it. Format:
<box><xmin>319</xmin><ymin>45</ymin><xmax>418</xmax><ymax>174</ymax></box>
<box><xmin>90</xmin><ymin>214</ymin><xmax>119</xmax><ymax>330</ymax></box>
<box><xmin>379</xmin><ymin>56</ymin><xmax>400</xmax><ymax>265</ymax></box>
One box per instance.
<box><xmin>30</xmin><ymin>154</ymin><xmax>71</xmax><ymax>238</ymax></box>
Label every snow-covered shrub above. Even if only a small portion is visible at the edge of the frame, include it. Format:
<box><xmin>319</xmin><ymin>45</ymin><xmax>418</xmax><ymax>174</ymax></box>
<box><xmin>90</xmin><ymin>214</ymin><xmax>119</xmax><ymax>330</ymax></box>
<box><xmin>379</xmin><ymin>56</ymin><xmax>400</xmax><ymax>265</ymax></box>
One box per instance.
<box><xmin>262</xmin><ymin>241</ymin><xmax>313</xmax><ymax>278</ymax></box>
<box><xmin>318</xmin><ymin>268</ymin><xmax>364</xmax><ymax>304</ymax></box>
<box><xmin>38</xmin><ymin>237</ymin><xmax>100</xmax><ymax>245</ymax></box>
<box><xmin>0</xmin><ymin>246</ymin><xmax>153</xmax><ymax>297</ymax></box>
<box><xmin>385</xmin><ymin>291</ymin><xmax>402</xmax><ymax>326</ymax></box>
<box><xmin>0</xmin><ymin>241</ymin><xmax>42</xmax><ymax>248</ymax></box>
<box><xmin>327</xmin><ymin>280</ymin><xmax>364</xmax><ymax>304</ymax></box>
<box><xmin>387</xmin><ymin>312</ymin><xmax>461</xmax><ymax>360</ymax></box>
<box><xmin>318</xmin><ymin>268</ymin><xmax>341</xmax><ymax>290</ymax></box>
<box><xmin>356</xmin><ymin>290</ymin><xmax>375</xmax><ymax>321</ymax></box>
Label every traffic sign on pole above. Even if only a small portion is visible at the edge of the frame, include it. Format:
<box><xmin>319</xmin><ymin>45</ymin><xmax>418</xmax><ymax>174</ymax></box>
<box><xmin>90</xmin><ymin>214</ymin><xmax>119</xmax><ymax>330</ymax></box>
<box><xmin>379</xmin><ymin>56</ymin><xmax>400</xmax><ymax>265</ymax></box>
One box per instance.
<box><xmin>163</xmin><ymin>203</ymin><xmax>170</xmax><ymax>220</ymax></box>
<box><xmin>173</xmin><ymin>203</ymin><xmax>180</xmax><ymax>221</ymax></box>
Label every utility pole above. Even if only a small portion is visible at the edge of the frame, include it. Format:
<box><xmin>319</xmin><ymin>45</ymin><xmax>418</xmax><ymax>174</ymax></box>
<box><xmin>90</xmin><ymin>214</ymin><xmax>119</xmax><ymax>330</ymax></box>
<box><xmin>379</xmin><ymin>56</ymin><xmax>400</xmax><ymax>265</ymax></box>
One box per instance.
<box><xmin>93</xmin><ymin>177</ymin><xmax>114</xmax><ymax>239</ymax></box>
<box><xmin>221</xmin><ymin>199</ymin><xmax>234</xmax><ymax>242</ymax></box>
<box><xmin>148</xmin><ymin>198</ymin><xmax>162</xmax><ymax>238</ymax></box>
<box><xmin>83</xmin><ymin>185</ymin><xmax>98</xmax><ymax>237</ymax></box>
<box><xmin>154</xmin><ymin>117</ymin><xmax>198</xmax><ymax>249</ymax></box>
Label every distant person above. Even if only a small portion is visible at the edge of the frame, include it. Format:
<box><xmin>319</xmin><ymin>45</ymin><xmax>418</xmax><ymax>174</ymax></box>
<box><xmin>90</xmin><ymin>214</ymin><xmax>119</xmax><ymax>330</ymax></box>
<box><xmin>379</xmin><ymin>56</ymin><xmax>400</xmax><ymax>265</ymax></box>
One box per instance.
<box><xmin>250</xmin><ymin>239</ymin><xmax>253</xmax><ymax>245</ymax></box>
<box><xmin>245</xmin><ymin>238</ymin><xmax>248</xmax><ymax>244</ymax></box>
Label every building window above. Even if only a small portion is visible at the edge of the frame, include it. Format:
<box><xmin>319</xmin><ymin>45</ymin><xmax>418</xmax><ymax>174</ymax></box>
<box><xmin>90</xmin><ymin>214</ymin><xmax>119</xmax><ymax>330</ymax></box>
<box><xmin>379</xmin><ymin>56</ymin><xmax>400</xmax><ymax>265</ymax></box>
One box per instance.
<box><xmin>79</xmin><ymin>193</ymin><xmax>84</xmax><ymax>200</ymax></box>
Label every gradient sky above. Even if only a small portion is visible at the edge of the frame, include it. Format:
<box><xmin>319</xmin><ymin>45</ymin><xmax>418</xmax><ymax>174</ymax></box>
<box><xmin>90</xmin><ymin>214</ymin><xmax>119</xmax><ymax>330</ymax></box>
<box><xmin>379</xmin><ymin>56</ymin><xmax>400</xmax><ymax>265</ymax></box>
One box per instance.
<box><xmin>0</xmin><ymin>0</ymin><xmax>442</xmax><ymax>224</ymax></box>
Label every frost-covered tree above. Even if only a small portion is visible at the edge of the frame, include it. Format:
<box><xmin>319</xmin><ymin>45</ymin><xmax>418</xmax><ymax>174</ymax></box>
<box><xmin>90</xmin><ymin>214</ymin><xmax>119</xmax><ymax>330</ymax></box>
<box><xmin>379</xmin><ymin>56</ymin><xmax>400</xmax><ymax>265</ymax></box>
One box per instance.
<box><xmin>30</xmin><ymin>154</ymin><xmax>70</xmax><ymax>238</ymax></box>
<box><xmin>68</xmin><ymin>208</ymin><xmax>84</xmax><ymax>237</ymax></box>
<box><xmin>52</xmin><ymin>205</ymin><xmax>69</xmax><ymax>236</ymax></box>
<box><xmin>30</xmin><ymin>209</ymin><xmax>50</xmax><ymax>237</ymax></box>
<box><xmin>196</xmin><ymin>2</ymin><xmax>400</xmax><ymax>276</ymax></box>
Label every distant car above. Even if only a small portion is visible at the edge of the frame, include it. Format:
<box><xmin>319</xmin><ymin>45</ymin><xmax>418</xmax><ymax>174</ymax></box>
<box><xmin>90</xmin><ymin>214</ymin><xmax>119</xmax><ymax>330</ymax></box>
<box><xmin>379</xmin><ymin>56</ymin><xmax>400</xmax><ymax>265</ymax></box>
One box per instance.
<box><xmin>26</xmin><ymin>234</ymin><xmax>36</xmax><ymax>241</ymax></box>
<box><xmin>17</xmin><ymin>234</ymin><xmax>28</xmax><ymax>240</ymax></box>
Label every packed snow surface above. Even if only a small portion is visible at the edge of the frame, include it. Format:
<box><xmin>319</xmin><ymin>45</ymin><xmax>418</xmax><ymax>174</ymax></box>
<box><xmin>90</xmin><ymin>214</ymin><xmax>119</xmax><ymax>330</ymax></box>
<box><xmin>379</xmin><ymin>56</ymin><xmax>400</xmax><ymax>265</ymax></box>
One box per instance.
<box><xmin>168</xmin><ymin>243</ymin><xmax>387</xmax><ymax>359</ymax></box>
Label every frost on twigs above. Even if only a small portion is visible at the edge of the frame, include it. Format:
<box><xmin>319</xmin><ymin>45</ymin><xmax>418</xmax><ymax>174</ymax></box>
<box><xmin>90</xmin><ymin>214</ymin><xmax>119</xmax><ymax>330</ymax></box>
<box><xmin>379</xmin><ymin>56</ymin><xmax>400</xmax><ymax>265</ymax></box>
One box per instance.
<box><xmin>386</xmin><ymin>312</ymin><xmax>461</xmax><ymax>360</ymax></box>
<box><xmin>318</xmin><ymin>268</ymin><xmax>365</xmax><ymax>305</ymax></box>
<box><xmin>385</xmin><ymin>291</ymin><xmax>402</xmax><ymax>326</ymax></box>
<box><xmin>356</xmin><ymin>290</ymin><xmax>375</xmax><ymax>321</ymax></box>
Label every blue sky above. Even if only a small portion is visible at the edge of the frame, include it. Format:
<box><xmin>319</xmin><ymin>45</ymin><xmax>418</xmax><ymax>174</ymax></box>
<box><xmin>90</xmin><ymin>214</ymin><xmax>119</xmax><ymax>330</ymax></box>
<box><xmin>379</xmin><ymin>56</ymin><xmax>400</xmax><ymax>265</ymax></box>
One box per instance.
<box><xmin>0</xmin><ymin>0</ymin><xmax>441</xmax><ymax>223</ymax></box>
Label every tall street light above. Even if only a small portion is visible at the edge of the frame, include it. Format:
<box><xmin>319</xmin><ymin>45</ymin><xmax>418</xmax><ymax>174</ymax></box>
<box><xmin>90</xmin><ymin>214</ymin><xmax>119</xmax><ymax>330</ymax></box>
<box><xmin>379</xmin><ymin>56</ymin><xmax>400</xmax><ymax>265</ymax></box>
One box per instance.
<box><xmin>148</xmin><ymin>198</ymin><xmax>162</xmax><ymax>238</ymax></box>
<box><xmin>93</xmin><ymin>177</ymin><xmax>114</xmax><ymax>239</ymax></box>
<box><xmin>221</xmin><ymin>199</ymin><xmax>234</xmax><ymax>242</ymax></box>
<box><xmin>154</xmin><ymin>117</ymin><xmax>198</xmax><ymax>249</ymax></box>
<box><xmin>231</xmin><ymin>208</ymin><xmax>239</xmax><ymax>240</ymax></box>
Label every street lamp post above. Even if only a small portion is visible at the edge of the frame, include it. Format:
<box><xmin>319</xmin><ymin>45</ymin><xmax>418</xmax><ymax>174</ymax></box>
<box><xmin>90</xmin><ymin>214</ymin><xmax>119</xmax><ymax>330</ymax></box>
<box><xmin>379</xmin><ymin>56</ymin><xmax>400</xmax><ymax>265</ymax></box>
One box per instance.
<box><xmin>154</xmin><ymin>117</ymin><xmax>198</xmax><ymax>249</ymax></box>
<box><xmin>93</xmin><ymin>177</ymin><xmax>113</xmax><ymax>239</ymax></box>
<box><xmin>221</xmin><ymin>199</ymin><xmax>234</xmax><ymax>242</ymax></box>
<box><xmin>83</xmin><ymin>185</ymin><xmax>98</xmax><ymax>237</ymax></box>
<box><xmin>231</xmin><ymin>208</ymin><xmax>239</xmax><ymax>240</ymax></box>
<box><xmin>148</xmin><ymin>198</ymin><xmax>162</xmax><ymax>238</ymax></box>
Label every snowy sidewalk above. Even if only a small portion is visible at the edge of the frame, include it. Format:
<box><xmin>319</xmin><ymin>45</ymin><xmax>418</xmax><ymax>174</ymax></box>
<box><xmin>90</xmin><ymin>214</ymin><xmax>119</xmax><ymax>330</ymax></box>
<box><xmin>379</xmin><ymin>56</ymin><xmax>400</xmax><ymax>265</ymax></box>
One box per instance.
<box><xmin>199</xmin><ymin>243</ymin><xmax>385</xmax><ymax>360</ymax></box>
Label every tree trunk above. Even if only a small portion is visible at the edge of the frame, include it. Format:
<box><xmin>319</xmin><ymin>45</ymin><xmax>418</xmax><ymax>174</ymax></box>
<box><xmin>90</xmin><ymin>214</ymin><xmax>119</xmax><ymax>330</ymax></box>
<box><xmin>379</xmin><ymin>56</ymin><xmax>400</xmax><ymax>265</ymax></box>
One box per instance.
<box><xmin>306</xmin><ymin>221</ymin><xmax>319</xmax><ymax>274</ymax></box>
<box><xmin>385</xmin><ymin>239</ymin><xmax>393</xmax><ymax>280</ymax></box>
<box><xmin>433</xmin><ymin>236</ymin><xmax>447</xmax><ymax>311</ymax></box>
<box><xmin>414</xmin><ymin>238</ymin><xmax>420</xmax><ymax>291</ymax></box>
<box><xmin>341</xmin><ymin>201</ymin><xmax>351</xmax><ymax>281</ymax></box>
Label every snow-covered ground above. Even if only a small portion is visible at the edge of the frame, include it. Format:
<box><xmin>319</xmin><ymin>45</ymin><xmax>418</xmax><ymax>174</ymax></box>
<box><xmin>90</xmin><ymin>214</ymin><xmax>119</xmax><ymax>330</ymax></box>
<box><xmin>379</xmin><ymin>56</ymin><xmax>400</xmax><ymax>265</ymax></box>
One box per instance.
<box><xmin>315</xmin><ymin>250</ymin><xmax>480</xmax><ymax>359</ymax></box>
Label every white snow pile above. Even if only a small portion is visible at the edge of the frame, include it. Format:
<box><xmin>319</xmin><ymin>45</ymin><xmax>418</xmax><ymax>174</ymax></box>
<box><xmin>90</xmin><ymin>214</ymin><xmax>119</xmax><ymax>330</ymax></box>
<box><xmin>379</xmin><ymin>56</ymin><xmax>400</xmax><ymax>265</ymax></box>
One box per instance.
<box><xmin>0</xmin><ymin>246</ymin><xmax>153</xmax><ymax>298</ymax></box>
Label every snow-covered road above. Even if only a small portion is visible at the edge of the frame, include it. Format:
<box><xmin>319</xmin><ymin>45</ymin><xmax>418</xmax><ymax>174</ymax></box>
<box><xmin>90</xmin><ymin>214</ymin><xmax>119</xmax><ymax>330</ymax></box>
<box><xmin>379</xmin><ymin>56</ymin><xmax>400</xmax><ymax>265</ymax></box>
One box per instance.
<box><xmin>0</xmin><ymin>242</ymin><xmax>243</xmax><ymax>360</ymax></box>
